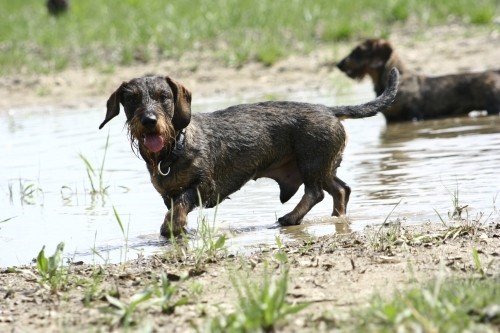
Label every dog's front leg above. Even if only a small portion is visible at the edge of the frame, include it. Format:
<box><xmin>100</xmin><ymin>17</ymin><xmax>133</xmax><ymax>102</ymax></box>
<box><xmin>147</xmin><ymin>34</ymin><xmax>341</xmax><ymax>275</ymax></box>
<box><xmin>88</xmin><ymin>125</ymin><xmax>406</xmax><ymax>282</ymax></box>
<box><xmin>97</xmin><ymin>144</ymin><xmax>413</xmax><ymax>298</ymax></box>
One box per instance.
<box><xmin>160</xmin><ymin>188</ymin><xmax>198</xmax><ymax>237</ymax></box>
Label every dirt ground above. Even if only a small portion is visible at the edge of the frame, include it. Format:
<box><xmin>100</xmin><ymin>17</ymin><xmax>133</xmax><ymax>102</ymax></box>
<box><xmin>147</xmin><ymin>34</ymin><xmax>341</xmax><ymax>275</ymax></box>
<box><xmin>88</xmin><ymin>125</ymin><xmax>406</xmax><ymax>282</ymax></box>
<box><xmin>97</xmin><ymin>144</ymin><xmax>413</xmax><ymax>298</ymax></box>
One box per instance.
<box><xmin>0</xmin><ymin>222</ymin><xmax>499</xmax><ymax>332</ymax></box>
<box><xmin>0</xmin><ymin>25</ymin><xmax>500</xmax><ymax>332</ymax></box>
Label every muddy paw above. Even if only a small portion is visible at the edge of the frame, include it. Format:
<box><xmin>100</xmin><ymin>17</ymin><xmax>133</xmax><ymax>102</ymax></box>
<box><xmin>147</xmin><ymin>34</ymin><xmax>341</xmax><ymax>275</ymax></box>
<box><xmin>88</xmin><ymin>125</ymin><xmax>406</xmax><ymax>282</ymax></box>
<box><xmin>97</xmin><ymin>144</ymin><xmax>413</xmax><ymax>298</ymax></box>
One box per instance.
<box><xmin>278</xmin><ymin>214</ymin><xmax>302</xmax><ymax>226</ymax></box>
<box><xmin>160</xmin><ymin>213</ymin><xmax>187</xmax><ymax>238</ymax></box>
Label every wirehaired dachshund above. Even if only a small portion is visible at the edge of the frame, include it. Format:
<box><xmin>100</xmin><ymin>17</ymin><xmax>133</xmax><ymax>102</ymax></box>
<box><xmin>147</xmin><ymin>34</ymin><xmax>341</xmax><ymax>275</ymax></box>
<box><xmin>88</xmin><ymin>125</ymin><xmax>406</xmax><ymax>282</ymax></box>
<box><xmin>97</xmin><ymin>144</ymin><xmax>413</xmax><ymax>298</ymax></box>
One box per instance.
<box><xmin>99</xmin><ymin>68</ymin><xmax>399</xmax><ymax>236</ymax></box>
<box><xmin>337</xmin><ymin>39</ymin><xmax>500</xmax><ymax>122</ymax></box>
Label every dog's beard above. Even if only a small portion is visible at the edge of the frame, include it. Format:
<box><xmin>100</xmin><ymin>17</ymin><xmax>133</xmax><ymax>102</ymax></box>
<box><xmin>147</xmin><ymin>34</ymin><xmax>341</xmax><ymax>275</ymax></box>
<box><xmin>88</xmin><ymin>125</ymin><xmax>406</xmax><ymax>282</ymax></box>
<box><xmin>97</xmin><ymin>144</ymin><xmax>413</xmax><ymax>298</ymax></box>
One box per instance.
<box><xmin>127</xmin><ymin>113</ymin><xmax>176</xmax><ymax>169</ymax></box>
<box><xmin>347</xmin><ymin>67</ymin><xmax>367</xmax><ymax>80</ymax></box>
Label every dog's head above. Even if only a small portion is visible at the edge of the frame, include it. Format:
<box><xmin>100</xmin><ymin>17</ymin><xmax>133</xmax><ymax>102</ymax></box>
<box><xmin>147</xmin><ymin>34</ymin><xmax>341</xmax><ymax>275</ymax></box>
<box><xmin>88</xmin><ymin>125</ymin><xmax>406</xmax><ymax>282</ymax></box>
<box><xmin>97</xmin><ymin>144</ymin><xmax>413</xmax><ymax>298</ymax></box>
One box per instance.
<box><xmin>337</xmin><ymin>39</ymin><xmax>394</xmax><ymax>80</ymax></box>
<box><xmin>99</xmin><ymin>76</ymin><xmax>192</xmax><ymax>156</ymax></box>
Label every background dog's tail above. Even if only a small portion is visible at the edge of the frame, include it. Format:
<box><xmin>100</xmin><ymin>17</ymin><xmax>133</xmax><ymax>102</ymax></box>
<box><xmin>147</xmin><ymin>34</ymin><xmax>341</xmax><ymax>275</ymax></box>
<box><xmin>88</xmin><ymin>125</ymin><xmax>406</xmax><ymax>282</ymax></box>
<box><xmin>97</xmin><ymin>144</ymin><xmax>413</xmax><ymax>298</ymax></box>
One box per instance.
<box><xmin>332</xmin><ymin>67</ymin><xmax>399</xmax><ymax>119</ymax></box>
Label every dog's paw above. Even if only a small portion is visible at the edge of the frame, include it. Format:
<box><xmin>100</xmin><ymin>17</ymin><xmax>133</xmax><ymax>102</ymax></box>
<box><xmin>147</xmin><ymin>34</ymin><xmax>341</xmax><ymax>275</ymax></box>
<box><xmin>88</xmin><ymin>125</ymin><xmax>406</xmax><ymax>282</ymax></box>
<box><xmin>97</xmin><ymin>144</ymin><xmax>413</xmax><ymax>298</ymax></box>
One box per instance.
<box><xmin>278</xmin><ymin>214</ymin><xmax>302</xmax><ymax>226</ymax></box>
<box><xmin>160</xmin><ymin>216</ymin><xmax>187</xmax><ymax>238</ymax></box>
<box><xmin>160</xmin><ymin>224</ymin><xmax>187</xmax><ymax>239</ymax></box>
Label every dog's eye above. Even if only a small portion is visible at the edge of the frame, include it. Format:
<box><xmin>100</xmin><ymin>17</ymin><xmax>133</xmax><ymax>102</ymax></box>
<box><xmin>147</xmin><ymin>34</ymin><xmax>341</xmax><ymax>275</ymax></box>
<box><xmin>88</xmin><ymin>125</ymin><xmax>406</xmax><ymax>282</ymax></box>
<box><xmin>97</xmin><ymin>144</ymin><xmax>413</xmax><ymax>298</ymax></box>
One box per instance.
<box><xmin>123</xmin><ymin>92</ymin><xmax>139</xmax><ymax>104</ymax></box>
<box><xmin>159</xmin><ymin>92</ymin><xmax>169</xmax><ymax>102</ymax></box>
<box><xmin>351</xmin><ymin>49</ymin><xmax>363</xmax><ymax>59</ymax></box>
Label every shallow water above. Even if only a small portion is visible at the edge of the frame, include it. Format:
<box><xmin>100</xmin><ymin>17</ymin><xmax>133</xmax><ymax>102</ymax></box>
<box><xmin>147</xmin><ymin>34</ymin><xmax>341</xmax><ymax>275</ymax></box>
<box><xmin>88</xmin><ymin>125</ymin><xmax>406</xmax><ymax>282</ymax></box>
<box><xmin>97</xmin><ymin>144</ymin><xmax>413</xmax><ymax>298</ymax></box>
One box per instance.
<box><xmin>1</xmin><ymin>83</ymin><xmax>499</xmax><ymax>267</ymax></box>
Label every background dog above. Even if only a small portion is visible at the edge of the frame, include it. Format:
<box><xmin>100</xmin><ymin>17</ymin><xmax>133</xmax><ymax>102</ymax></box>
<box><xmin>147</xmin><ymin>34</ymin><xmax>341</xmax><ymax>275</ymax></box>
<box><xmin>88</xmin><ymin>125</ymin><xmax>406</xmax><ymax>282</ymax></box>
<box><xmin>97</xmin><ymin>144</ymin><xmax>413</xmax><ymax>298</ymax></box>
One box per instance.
<box><xmin>99</xmin><ymin>68</ymin><xmax>399</xmax><ymax>236</ymax></box>
<box><xmin>337</xmin><ymin>38</ymin><xmax>500</xmax><ymax>122</ymax></box>
<box><xmin>47</xmin><ymin>0</ymin><xmax>69</xmax><ymax>16</ymax></box>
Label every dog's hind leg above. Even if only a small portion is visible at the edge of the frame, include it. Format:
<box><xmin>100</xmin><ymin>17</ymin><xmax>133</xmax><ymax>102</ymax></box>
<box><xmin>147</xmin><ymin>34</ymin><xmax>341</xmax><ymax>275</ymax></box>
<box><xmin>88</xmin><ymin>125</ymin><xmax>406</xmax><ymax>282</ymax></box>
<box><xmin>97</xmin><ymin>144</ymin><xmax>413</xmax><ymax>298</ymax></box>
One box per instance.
<box><xmin>278</xmin><ymin>184</ymin><xmax>324</xmax><ymax>226</ymax></box>
<box><xmin>323</xmin><ymin>176</ymin><xmax>351</xmax><ymax>216</ymax></box>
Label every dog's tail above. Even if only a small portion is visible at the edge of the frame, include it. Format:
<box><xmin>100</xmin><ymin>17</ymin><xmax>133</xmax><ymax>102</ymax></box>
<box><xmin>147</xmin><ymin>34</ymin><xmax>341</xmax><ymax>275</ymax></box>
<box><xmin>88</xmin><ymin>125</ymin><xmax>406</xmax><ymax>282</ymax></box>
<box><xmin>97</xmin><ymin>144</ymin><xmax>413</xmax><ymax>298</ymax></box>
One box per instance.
<box><xmin>332</xmin><ymin>67</ymin><xmax>399</xmax><ymax>119</ymax></box>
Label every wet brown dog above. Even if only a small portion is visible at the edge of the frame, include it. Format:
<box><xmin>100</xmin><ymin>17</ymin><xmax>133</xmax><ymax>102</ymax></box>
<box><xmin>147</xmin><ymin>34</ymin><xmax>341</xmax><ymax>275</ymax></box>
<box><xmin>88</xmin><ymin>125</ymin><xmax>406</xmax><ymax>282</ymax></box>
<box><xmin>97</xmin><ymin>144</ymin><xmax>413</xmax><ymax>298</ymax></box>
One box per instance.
<box><xmin>99</xmin><ymin>68</ymin><xmax>399</xmax><ymax>236</ymax></box>
<box><xmin>337</xmin><ymin>39</ymin><xmax>500</xmax><ymax>122</ymax></box>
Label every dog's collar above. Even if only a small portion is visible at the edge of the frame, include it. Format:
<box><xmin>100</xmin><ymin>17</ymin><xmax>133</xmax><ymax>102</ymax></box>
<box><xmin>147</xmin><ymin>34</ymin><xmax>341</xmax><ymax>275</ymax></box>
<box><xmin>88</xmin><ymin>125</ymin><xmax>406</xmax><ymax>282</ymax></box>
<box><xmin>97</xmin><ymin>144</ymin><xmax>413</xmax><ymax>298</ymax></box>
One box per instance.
<box><xmin>157</xmin><ymin>129</ymin><xmax>186</xmax><ymax>176</ymax></box>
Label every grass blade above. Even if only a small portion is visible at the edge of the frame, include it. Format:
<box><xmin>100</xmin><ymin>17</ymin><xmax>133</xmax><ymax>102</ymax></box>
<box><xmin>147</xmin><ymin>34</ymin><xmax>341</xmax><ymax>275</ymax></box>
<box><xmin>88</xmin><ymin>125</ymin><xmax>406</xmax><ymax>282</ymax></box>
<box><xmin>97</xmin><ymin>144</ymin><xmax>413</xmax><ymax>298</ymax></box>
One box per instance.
<box><xmin>37</xmin><ymin>246</ymin><xmax>48</xmax><ymax>276</ymax></box>
<box><xmin>112</xmin><ymin>206</ymin><xmax>125</xmax><ymax>237</ymax></box>
<box><xmin>472</xmin><ymin>248</ymin><xmax>484</xmax><ymax>276</ymax></box>
<box><xmin>79</xmin><ymin>153</ymin><xmax>96</xmax><ymax>176</ymax></box>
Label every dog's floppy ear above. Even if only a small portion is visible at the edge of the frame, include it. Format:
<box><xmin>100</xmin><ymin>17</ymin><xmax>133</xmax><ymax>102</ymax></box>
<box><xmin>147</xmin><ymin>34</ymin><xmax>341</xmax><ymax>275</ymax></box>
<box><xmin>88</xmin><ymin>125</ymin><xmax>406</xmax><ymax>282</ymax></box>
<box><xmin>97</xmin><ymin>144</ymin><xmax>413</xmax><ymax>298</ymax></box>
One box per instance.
<box><xmin>369</xmin><ymin>40</ymin><xmax>393</xmax><ymax>69</ymax></box>
<box><xmin>166</xmin><ymin>76</ymin><xmax>192</xmax><ymax>130</ymax></box>
<box><xmin>99</xmin><ymin>83</ymin><xmax>126</xmax><ymax>129</ymax></box>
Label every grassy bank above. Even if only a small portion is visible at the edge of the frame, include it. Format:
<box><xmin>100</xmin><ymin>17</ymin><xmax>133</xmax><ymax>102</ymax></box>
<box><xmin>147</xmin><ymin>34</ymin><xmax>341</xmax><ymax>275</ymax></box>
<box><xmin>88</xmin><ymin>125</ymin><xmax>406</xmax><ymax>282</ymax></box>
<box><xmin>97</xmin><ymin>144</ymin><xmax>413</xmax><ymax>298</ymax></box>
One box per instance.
<box><xmin>351</xmin><ymin>277</ymin><xmax>500</xmax><ymax>332</ymax></box>
<box><xmin>1</xmin><ymin>0</ymin><xmax>498</xmax><ymax>74</ymax></box>
<box><xmin>1</xmin><ymin>218</ymin><xmax>498</xmax><ymax>332</ymax></box>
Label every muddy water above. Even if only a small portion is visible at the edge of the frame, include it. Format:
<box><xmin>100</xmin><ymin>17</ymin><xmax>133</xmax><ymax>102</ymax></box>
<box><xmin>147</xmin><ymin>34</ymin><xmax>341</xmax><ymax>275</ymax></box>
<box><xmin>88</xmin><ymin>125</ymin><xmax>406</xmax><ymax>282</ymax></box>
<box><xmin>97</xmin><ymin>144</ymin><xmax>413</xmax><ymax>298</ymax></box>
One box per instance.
<box><xmin>1</xmin><ymin>84</ymin><xmax>499</xmax><ymax>267</ymax></box>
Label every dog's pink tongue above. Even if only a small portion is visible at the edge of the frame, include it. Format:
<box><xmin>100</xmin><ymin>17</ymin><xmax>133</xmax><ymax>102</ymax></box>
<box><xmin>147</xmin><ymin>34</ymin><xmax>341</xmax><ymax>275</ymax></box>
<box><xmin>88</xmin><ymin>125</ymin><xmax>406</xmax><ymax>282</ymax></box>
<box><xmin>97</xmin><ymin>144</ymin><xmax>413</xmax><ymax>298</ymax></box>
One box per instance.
<box><xmin>144</xmin><ymin>134</ymin><xmax>164</xmax><ymax>153</ymax></box>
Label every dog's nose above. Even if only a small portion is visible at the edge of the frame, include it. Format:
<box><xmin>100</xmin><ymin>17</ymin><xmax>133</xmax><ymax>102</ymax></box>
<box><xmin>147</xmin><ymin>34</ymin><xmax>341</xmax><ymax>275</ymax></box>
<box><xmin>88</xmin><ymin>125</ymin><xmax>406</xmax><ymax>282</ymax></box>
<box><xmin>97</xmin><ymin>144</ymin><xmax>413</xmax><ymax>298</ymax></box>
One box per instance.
<box><xmin>141</xmin><ymin>114</ymin><xmax>157</xmax><ymax>129</ymax></box>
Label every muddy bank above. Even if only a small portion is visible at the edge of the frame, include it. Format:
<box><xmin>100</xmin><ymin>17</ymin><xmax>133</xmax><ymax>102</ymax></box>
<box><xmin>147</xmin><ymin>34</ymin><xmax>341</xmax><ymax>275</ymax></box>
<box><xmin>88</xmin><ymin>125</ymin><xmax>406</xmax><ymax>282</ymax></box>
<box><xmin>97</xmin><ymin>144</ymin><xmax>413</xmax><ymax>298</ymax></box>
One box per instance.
<box><xmin>0</xmin><ymin>221</ymin><xmax>499</xmax><ymax>332</ymax></box>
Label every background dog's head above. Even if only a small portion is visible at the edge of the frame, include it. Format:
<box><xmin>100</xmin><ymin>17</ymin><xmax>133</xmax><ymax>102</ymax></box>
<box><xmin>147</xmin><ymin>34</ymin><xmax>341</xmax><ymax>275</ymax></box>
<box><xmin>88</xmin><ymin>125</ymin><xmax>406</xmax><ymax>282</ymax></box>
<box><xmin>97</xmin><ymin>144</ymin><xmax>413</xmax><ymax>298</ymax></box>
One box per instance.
<box><xmin>99</xmin><ymin>76</ymin><xmax>192</xmax><ymax>155</ymax></box>
<box><xmin>337</xmin><ymin>39</ymin><xmax>394</xmax><ymax>79</ymax></box>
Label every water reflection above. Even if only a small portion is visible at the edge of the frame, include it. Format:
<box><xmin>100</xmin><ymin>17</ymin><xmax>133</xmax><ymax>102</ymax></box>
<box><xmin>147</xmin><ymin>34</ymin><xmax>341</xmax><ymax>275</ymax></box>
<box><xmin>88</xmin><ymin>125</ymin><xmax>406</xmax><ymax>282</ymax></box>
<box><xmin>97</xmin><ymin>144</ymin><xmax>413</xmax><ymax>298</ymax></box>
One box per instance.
<box><xmin>348</xmin><ymin>114</ymin><xmax>500</xmax><ymax>222</ymax></box>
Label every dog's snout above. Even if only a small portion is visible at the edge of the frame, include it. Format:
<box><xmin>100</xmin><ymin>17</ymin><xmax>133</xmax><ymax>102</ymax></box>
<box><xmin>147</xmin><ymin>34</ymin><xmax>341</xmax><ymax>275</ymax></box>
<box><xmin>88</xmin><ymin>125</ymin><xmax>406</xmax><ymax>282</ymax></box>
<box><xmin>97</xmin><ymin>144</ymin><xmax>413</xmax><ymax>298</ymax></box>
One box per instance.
<box><xmin>336</xmin><ymin>59</ymin><xmax>347</xmax><ymax>70</ymax></box>
<box><xmin>141</xmin><ymin>113</ymin><xmax>157</xmax><ymax>129</ymax></box>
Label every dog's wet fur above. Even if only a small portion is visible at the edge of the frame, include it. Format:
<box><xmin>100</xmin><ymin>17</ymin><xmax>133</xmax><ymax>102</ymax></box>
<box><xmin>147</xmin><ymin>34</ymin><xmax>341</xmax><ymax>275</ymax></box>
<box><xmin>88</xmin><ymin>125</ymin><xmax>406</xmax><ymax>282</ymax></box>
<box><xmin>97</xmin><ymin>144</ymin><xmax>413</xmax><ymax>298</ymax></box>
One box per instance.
<box><xmin>100</xmin><ymin>68</ymin><xmax>399</xmax><ymax>236</ymax></box>
<box><xmin>337</xmin><ymin>39</ymin><xmax>500</xmax><ymax>122</ymax></box>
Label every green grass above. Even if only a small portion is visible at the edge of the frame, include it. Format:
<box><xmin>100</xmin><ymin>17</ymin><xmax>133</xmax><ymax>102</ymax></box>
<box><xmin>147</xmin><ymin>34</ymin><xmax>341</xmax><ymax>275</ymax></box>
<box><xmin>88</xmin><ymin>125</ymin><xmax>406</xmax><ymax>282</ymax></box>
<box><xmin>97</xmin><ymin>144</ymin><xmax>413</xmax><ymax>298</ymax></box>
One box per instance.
<box><xmin>79</xmin><ymin>133</ymin><xmax>110</xmax><ymax>197</ymax></box>
<box><xmin>161</xmin><ymin>193</ymin><xmax>228</xmax><ymax>271</ymax></box>
<box><xmin>81</xmin><ymin>266</ymin><xmax>105</xmax><ymax>307</ymax></box>
<box><xmin>350</xmin><ymin>276</ymin><xmax>500</xmax><ymax>332</ymax></box>
<box><xmin>209</xmin><ymin>263</ymin><xmax>309</xmax><ymax>333</ymax></box>
<box><xmin>36</xmin><ymin>242</ymin><xmax>70</xmax><ymax>292</ymax></box>
<box><xmin>0</xmin><ymin>0</ymin><xmax>498</xmax><ymax>74</ymax></box>
<box><xmin>101</xmin><ymin>290</ymin><xmax>153</xmax><ymax>328</ymax></box>
<box><xmin>190</xmin><ymin>204</ymin><xmax>228</xmax><ymax>268</ymax></box>
<box><xmin>150</xmin><ymin>273</ymin><xmax>189</xmax><ymax>315</ymax></box>
<box><xmin>433</xmin><ymin>183</ymin><xmax>492</xmax><ymax>241</ymax></box>
<box><xmin>0</xmin><ymin>217</ymin><xmax>15</xmax><ymax>223</ymax></box>
<box><xmin>161</xmin><ymin>211</ymin><xmax>228</xmax><ymax>275</ymax></box>
<box><xmin>366</xmin><ymin>199</ymin><xmax>403</xmax><ymax>253</ymax></box>
<box><xmin>100</xmin><ymin>273</ymin><xmax>188</xmax><ymax>328</ymax></box>
<box><xmin>112</xmin><ymin>206</ymin><xmax>131</xmax><ymax>264</ymax></box>
<box><xmin>17</xmin><ymin>179</ymin><xmax>44</xmax><ymax>205</ymax></box>
<box><xmin>6</xmin><ymin>179</ymin><xmax>44</xmax><ymax>206</ymax></box>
